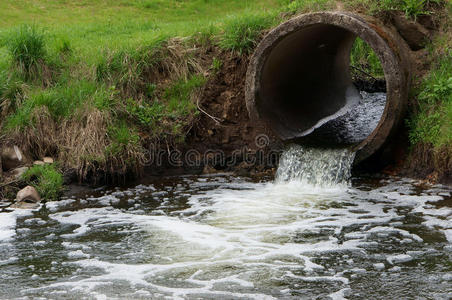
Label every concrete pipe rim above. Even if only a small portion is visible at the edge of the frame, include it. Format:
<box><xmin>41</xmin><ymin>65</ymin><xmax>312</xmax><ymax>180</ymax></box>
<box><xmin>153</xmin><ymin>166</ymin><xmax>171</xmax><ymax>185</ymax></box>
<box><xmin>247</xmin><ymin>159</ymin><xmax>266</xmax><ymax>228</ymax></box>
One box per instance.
<box><xmin>245</xmin><ymin>11</ymin><xmax>410</xmax><ymax>164</ymax></box>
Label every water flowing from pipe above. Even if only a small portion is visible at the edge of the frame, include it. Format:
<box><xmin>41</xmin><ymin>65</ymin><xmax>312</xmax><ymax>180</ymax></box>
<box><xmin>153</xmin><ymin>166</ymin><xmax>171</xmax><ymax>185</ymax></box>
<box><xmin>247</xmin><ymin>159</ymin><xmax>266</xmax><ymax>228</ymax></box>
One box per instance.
<box><xmin>275</xmin><ymin>144</ymin><xmax>355</xmax><ymax>188</ymax></box>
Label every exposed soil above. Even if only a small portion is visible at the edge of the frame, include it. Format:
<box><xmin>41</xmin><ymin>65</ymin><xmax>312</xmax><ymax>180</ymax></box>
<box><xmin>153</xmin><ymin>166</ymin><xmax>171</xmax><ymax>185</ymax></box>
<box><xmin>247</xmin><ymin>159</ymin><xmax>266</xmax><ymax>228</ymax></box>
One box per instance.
<box><xmin>187</xmin><ymin>53</ymin><xmax>282</xmax><ymax>165</ymax></box>
<box><xmin>180</xmin><ymin>4</ymin><xmax>451</xmax><ymax>183</ymax></box>
<box><xmin>1</xmin><ymin>3</ymin><xmax>450</xmax><ymax>193</ymax></box>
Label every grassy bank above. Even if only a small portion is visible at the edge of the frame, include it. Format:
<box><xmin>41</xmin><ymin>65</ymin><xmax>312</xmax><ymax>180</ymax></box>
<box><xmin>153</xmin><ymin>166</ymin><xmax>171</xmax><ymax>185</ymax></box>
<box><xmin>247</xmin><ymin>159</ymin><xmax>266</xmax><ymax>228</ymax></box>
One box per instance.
<box><xmin>1</xmin><ymin>1</ymin><xmax>280</xmax><ymax>173</ymax></box>
<box><xmin>408</xmin><ymin>32</ymin><xmax>452</xmax><ymax>179</ymax></box>
<box><xmin>0</xmin><ymin>0</ymin><xmax>339</xmax><ymax>183</ymax></box>
<box><xmin>0</xmin><ymin>0</ymin><xmax>451</xmax><ymax>195</ymax></box>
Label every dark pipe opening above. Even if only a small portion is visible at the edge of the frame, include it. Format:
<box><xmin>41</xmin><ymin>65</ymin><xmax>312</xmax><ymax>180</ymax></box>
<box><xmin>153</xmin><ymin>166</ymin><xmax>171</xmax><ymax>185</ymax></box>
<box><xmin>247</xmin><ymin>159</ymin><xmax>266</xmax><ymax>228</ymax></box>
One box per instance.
<box><xmin>260</xmin><ymin>24</ymin><xmax>361</xmax><ymax>141</ymax></box>
<box><xmin>246</xmin><ymin>12</ymin><xmax>410</xmax><ymax>163</ymax></box>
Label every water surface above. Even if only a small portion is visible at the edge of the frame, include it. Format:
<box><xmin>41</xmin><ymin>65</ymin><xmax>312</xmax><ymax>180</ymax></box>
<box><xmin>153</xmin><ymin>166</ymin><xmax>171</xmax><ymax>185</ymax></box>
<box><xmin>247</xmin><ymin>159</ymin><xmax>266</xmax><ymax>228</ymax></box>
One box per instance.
<box><xmin>0</xmin><ymin>173</ymin><xmax>451</xmax><ymax>299</ymax></box>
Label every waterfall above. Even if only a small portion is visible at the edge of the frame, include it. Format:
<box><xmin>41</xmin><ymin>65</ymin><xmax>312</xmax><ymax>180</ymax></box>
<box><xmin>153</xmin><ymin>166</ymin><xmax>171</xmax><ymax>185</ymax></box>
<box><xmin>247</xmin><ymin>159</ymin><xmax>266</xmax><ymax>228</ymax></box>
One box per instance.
<box><xmin>275</xmin><ymin>145</ymin><xmax>355</xmax><ymax>188</ymax></box>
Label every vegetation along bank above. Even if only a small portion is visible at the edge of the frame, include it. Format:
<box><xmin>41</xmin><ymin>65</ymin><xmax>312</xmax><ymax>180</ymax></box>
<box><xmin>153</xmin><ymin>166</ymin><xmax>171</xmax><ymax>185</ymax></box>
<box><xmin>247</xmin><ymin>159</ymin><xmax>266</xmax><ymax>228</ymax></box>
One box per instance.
<box><xmin>0</xmin><ymin>0</ymin><xmax>451</xmax><ymax>203</ymax></box>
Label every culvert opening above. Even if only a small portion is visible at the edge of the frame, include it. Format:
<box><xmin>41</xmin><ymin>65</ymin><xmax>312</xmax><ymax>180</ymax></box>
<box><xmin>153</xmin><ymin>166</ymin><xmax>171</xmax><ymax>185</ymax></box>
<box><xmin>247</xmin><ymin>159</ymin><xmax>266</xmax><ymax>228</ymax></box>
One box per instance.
<box><xmin>306</xmin><ymin>37</ymin><xmax>387</xmax><ymax>146</ymax></box>
<box><xmin>246</xmin><ymin>12</ymin><xmax>410</xmax><ymax>163</ymax></box>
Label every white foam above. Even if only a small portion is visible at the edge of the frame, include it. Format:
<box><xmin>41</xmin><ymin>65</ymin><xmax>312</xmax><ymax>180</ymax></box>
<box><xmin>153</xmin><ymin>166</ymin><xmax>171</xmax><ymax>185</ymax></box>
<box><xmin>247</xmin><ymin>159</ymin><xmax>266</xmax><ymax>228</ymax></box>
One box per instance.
<box><xmin>444</xmin><ymin>230</ymin><xmax>452</xmax><ymax>243</ymax></box>
<box><xmin>8</xmin><ymin>174</ymin><xmax>451</xmax><ymax>299</ymax></box>
<box><xmin>387</xmin><ymin>254</ymin><xmax>412</xmax><ymax>264</ymax></box>
<box><xmin>67</xmin><ymin>250</ymin><xmax>90</xmax><ymax>259</ymax></box>
<box><xmin>373</xmin><ymin>263</ymin><xmax>385</xmax><ymax>270</ymax></box>
<box><xmin>0</xmin><ymin>210</ymin><xmax>34</xmax><ymax>242</ymax></box>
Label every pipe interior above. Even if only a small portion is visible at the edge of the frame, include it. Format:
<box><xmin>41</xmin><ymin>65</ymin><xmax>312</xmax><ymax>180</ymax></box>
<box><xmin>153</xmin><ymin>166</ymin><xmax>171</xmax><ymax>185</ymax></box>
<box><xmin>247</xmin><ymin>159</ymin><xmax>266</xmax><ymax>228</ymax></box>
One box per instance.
<box><xmin>259</xmin><ymin>23</ymin><xmax>386</xmax><ymax>145</ymax></box>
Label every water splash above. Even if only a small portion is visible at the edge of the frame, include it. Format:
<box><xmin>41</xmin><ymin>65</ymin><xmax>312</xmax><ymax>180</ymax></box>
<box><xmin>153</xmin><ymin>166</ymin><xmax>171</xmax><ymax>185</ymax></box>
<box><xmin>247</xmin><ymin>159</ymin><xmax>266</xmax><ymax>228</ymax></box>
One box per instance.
<box><xmin>275</xmin><ymin>144</ymin><xmax>355</xmax><ymax>188</ymax></box>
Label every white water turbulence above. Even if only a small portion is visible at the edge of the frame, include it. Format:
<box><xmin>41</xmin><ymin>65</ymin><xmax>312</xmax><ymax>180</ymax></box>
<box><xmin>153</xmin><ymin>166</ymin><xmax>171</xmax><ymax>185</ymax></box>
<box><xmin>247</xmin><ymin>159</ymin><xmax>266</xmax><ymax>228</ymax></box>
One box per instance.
<box><xmin>0</xmin><ymin>147</ymin><xmax>451</xmax><ymax>299</ymax></box>
<box><xmin>276</xmin><ymin>144</ymin><xmax>355</xmax><ymax>188</ymax></box>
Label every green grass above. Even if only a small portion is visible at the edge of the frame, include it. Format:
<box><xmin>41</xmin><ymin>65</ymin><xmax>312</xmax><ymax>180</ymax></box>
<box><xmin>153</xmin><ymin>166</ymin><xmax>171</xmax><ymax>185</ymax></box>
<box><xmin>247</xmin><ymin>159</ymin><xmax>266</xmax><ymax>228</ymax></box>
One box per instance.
<box><xmin>163</xmin><ymin>75</ymin><xmax>205</xmax><ymax>118</ymax></box>
<box><xmin>3</xmin><ymin>80</ymin><xmax>109</xmax><ymax>130</ymax></box>
<box><xmin>350</xmin><ymin>37</ymin><xmax>385</xmax><ymax>79</ymax></box>
<box><xmin>106</xmin><ymin>122</ymin><xmax>141</xmax><ymax>156</ymax></box>
<box><xmin>0</xmin><ymin>71</ymin><xmax>24</xmax><ymax>113</ymax></box>
<box><xmin>21</xmin><ymin>164</ymin><xmax>64</xmax><ymax>201</ymax></box>
<box><xmin>1</xmin><ymin>0</ymin><xmax>287</xmax><ymax>180</ymax></box>
<box><xmin>219</xmin><ymin>13</ymin><xmax>276</xmax><ymax>54</ymax></box>
<box><xmin>283</xmin><ymin>0</ymin><xmax>335</xmax><ymax>13</ymax></box>
<box><xmin>409</xmin><ymin>52</ymin><xmax>452</xmax><ymax>148</ymax></box>
<box><xmin>0</xmin><ymin>0</ymin><xmax>283</xmax><ymax>67</ymax></box>
<box><xmin>344</xmin><ymin>0</ymin><xmax>443</xmax><ymax>19</ymax></box>
<box><xmin>0</xmin><ymin>0</ymin><xmax>448</xmax><ymax>184</ymax></box>
<box><xmin>6</xmin><ymin>25</ymin><xmax>46</xmax><ymax>77</ymax></box>
<box><xmin>124</xmin><ymin>74</ymin><xmax>205</xmax><ymax>140</ymax></box>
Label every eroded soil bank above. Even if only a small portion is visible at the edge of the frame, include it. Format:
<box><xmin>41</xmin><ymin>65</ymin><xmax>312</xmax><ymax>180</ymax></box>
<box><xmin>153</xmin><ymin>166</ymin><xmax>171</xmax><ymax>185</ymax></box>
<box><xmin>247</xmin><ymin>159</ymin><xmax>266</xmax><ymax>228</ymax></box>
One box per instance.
<box><xmin>0</xmin><ymin>2</ymin><xmax>451</xmax><ymax>203</ymax></box>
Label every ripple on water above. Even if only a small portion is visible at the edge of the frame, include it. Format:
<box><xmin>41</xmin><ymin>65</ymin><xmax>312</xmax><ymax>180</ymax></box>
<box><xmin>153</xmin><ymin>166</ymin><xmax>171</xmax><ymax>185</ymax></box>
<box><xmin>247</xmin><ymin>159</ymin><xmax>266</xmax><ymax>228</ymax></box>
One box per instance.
<box><xmin>0</xmin><ymin>175</ymin><xmax>450</xmax><ymax>299</ymax></box>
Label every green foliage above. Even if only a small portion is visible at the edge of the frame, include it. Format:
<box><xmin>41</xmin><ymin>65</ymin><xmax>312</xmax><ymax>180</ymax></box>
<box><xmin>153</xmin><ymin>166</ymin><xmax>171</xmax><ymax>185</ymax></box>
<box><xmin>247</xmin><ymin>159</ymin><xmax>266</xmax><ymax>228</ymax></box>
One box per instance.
<box><xmin>106</xmin><ymin>122</ymin><xmax>141</xmax><ymax>156</ymax></box>
<box><xmin>95</xmin><ymin>38</ymin><xmax>167</xmax><ymax>96</ymax></box>
<box><xmin>418</xmin><ymin>56</ymin><xmax>452</xmax><ymax>104</ymax></box>
<box><xmin>3</xmin><ymin>100</ymin><xmax>34</xmax><ymax>131</ymax></box>
<box><xmin>350</xmin><ymin>38</ymin><xmax>385</xmax><ymax>79</ymax></box>
<box><xmin>409</xmin><ymin>52</ymin><xmax>452</xmax><ymax>148</ymax></box>
<box><xmin>21</xmin><ymin>164</ymin><xmax>64</xmax><ymax>201</ymax></box>
<box><xmin>126</xmin><ymin>98</ymin><xmax>165</xmax><ymax>127</ymax></box>
<box><xmin>55</xmin><ymin>38</ymin><xmax>72</xmax><ymax>56</ymax></box>
<box><xmin>284</xmin><ymin>0</ymin><xmax>334</xmax><ymax>13</ymax></box>
<box><xmin>211</xmin><ymin>57</ymin><xmax>222</xmax><ymax>73</ymax></box>
<box><xmin>0</xmin><ymin>71</ymin><xmax>24</xmax><ymax>111</ymax></box>
<box><xmin>347</xmin><ymin>0</ymin><xmax>433</xmax><ymax>19</ymax></box>
<box><xmin>3</xmin><ymin>80</ymin><xmax>110</xmax><ymax>130</ymax></box>
<box><xmin>124</xmin><ymin>75</ymin><xmax>205</xmax><ymax>139</ymax></box>
<box><xmin>163</xmin><ymin>75</ymin><xmax>205</xmax><ymax>117</ymax></box>
<box><xmin>7</xmin><ymin>25</ymin><xmax>46</xmax><ymax>76</ymax></box>
<box><xmin>401</xmin><ymin>0</ymin><xmax>428</xmax><ymax>19</ymax></box>
<box><xmin>190</xmin><ymin>25</ymin><xmax>219</xmax><ymax>47</ymax></box>
<box><xmin>219</xmin><ymin>13</ymin><xmax>275</xmax><ymax>54</ymax></box>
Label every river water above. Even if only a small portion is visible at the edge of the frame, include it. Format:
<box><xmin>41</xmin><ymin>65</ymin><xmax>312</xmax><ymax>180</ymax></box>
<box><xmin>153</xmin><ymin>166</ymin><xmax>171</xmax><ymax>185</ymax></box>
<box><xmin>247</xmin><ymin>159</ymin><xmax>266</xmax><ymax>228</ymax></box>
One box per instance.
<box><xmin>0</xmin><ymin>146</ymin><xmax>451</xmax><ymax>299</ymax></box>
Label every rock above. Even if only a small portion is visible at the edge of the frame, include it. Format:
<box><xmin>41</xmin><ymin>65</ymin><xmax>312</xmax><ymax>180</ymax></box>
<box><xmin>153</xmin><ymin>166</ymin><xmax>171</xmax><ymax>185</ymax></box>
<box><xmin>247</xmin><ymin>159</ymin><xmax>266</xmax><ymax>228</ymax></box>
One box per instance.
<box><xmin>1</xmin><ymin>146</ymin><xmax>25</xmax><ymax>171</ymax></box>
<box><xmin>11</xmin><ymin>186</ymin><xmax>41</xmax><ymax>209</ymax></box>
<box><xmin>10</xmin><ymin>201</ymin><xmax>40</xmax><ymax>209</ymax></box>
<box><xmin>391</xmin><ymin>13</ymin><xmax>430</xmax><ymax>51</ymax></box>
<box><xmin>234</xmin><ymin>162</ymin><xmax>254</xmax><ymax>177</ymax></box>
<box><xmin>33</xmin><ymin>160</ymin><xmax>45</xmax><ymax>166</ymax></box>
<box><xmin>43</xmin><ymin>157</ymin><xmax>54</xmax><ymax>164</ymax></box>
<box><xmin>10</xmin><ymin>167</ymin><xmax>29</xmax><ymax>180</ymax></box>
<box><xmin>202</xmin><ymin>165</ymin><xmax>218</xmax><ymax>174</ymax></box>
<box><xmin>16</xmin><ymin>186</ymin><xmax>41</xmax><ymax>203</ymax></box>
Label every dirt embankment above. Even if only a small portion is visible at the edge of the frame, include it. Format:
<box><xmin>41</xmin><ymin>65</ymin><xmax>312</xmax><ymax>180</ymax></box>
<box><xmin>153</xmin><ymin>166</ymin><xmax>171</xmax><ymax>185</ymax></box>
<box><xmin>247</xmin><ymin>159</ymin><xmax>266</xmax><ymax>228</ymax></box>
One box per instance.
<box><xmin>182</xmin><ymin>5</ymin><xmax>450</xmax><ymax>183</ymax></box>
<box><xmin>0</xmin><ymin>4</ymin><xmax>450</xmax><ymax>193</ymax></box>
<box><xmin>144</xmin><ymin>51</ymin><xmax>283</xmax><ymax>177</ymax></box>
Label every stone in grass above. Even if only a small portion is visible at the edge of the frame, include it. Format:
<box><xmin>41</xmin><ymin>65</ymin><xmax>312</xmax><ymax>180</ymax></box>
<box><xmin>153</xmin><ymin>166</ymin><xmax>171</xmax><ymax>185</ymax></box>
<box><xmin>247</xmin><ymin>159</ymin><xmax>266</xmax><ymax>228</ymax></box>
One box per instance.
<box><xmin>11</xmin><ymin>186</ymin><xmax>41</xmax><ymax>209</ymax></box>
<box><xmin>33</xmin><ymin>160</ymin><xmax>45</xmax><ymax>166</ymax></box>
<box><xmin>43</xmin><ymin>157</ymin><xmax>54</xmax><ymax>164</ymax></box>
<box><xmin>1</xmin><ymin>146</ymin><xmax>26</xmax><ymax>171</ymax></box>
<box><xmin>10</xmin><ymin>167</ymin><xmax>29</xmax><ymax>180</ymax></box>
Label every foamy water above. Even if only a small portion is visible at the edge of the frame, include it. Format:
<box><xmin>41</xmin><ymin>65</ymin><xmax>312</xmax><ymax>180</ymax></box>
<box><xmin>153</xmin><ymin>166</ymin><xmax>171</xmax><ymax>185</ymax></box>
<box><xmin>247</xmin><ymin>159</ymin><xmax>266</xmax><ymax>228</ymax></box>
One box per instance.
<box><xmin>275</xmin><ymin>145</ymin><xmax>355</xmax><ymax>187</ymax></box>
<box><xmin>0</xmin><ymin>174</ymin><xmax>450</xmax><ymax>299</ymax></box>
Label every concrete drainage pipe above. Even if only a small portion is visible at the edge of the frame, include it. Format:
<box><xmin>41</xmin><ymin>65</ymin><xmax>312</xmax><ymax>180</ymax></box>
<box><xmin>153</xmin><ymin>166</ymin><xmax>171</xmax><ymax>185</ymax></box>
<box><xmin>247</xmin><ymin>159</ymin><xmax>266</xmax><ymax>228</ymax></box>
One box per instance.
<box><xmin>245</xmin><ymin>12</ymin><xmax>411</xmax><ymax>163</ymax></box>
